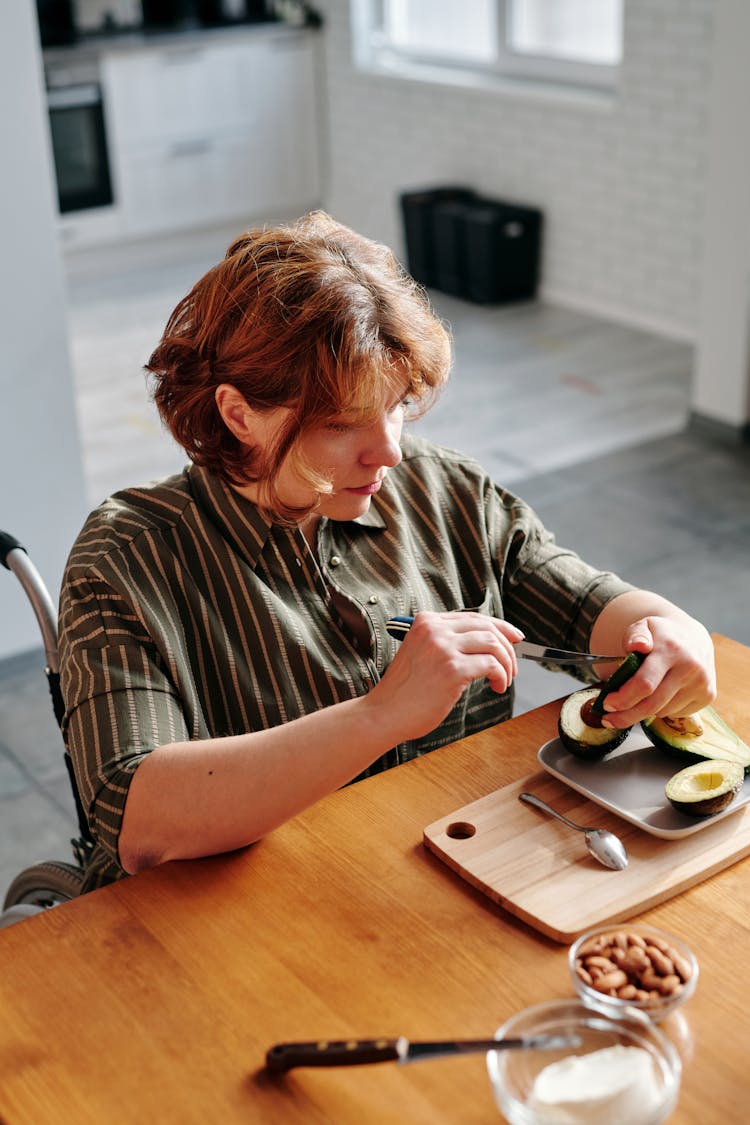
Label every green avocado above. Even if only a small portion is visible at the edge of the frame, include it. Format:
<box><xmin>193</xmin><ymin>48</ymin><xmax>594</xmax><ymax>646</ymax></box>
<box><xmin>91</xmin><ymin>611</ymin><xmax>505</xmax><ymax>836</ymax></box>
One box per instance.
<box><xmin>590</xmin><ymin>651</ymin><xmax>646</xmax><ymax>717</ymax></box>
<box><xmin>558</xmin><ymin>687</ymin><xmax>631</xmax><ymax>760</ymax></box>
<box><xmin>642</xmin><ymin>707</ymin><xmax>750</xmax><ymax>773</ymax></box>
<box><xmin>665</xmin><ymin>759</ymin><xmax>744</xmax><ymax>817</ymax></box>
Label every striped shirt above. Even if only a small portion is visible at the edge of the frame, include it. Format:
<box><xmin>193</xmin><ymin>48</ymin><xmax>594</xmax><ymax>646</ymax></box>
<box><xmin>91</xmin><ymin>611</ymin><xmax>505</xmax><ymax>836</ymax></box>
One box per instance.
<box><xmin>59</xmin><ymin>433</ymin><xmax>631</xmax><ymax>889</ymax></box>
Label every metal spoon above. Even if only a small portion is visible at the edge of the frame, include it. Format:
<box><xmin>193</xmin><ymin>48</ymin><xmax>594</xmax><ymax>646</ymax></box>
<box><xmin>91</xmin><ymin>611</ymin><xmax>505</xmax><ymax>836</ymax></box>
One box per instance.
<box><xmin>519</xmin><ymin>792</ymin><xmax>629</xmax><ymax>870</ymax></box>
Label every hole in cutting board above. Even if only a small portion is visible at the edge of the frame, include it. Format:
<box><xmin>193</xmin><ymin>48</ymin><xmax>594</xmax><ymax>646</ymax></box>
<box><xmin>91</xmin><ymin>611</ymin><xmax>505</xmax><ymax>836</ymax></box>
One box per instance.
<box><xmin>445</xmin><ymin>821</ymin><xmax>477</xmax><ymax>840</ymax></box>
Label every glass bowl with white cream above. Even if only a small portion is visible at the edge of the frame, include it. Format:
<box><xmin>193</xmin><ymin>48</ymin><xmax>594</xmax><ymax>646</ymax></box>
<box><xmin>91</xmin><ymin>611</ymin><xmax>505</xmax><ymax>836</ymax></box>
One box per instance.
<box><xmin>486</xmin><ymin>998</ymin><xmax>681</xmax><ymax>1125</ymax></box>
<box><xmin>569</xmin><ymin>924</ymin><xmax>698</xmax><ymax>1023</ymax></box>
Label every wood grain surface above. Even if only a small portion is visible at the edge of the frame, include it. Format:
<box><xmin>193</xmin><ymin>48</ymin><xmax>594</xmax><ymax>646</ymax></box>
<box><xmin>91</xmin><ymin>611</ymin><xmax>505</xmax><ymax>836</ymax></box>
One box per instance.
<box><xmin>0</xmin><ymin>636</ymin><xmax>747</xmax><ymax>1124</ymax></box>
<box><xmin>424</xmin><ymin>766</ymin><xmax>750</xmax><ymax>942</ymax></box>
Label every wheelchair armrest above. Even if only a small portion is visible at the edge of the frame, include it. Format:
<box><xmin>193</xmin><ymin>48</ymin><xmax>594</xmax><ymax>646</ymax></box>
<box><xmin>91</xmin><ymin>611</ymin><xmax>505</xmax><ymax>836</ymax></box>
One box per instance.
<box><xmin>0</xmin><ymin>530</ymin><xmax>25</xmax><ymax>569</ymax></box>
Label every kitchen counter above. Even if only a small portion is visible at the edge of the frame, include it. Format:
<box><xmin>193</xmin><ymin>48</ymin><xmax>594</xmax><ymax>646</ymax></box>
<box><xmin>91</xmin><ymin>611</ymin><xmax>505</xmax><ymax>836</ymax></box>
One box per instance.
<box><xmin>42</xmin><ymin>16</ymin><xmax>316</xmax><ymax>69</ymax></box>
<box><xmin>43</xmin><ymin>11</ymin><xmax>323</xmax><ymax>252</ymax></box>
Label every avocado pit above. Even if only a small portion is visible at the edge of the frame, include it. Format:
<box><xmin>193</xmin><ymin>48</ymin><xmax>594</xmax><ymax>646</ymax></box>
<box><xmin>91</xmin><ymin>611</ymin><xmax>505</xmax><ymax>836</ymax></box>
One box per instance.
<box><xmin>558</xmin><ymin>687</ymin><xmax>630</xmax><ymax>760</ymax></box>
<box><xmin>580</xmin><ymin>697</ymin><xmax>605</xmax><ymax>729</ymax></box>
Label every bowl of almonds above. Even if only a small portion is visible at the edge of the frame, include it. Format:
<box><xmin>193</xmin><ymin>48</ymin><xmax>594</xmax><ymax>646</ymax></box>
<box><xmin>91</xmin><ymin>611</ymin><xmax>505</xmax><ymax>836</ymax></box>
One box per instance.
<box><xmin>569</xmin><ymin>924</ymin><xmax>698</xmax><ymax>1022</ymax></box>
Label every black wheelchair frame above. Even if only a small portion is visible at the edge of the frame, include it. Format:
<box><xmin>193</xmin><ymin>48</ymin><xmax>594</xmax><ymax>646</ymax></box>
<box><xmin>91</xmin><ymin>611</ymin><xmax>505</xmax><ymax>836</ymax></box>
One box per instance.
<box><xmin>0</xmin><ymin>530</ymin><xmax>94</xmax><ymax>925</ymax></box>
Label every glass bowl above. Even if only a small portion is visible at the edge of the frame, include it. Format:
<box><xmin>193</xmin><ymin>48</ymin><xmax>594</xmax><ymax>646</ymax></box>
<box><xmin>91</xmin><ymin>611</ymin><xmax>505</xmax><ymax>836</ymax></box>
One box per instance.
<box><xmin>486</xmin><ymin>998</ymin><xmax>681</xmax><ymax>1125</ymax></box>
<box><xmin>569</xmin><ymin>924</ymin><xmax>698</xmax><ymax>1023</ymax></box>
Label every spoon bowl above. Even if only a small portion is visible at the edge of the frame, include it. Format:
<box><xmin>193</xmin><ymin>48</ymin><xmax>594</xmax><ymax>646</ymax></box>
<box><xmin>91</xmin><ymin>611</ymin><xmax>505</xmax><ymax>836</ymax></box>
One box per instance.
<box><xmin>583</xmin><ymin>826</ymin><xmax>629</xmax><ymax>870</ymax></box>
<box><xmin>519</xmin><ymin>792</ymin><xmax>628</xmax><ymax>870</ymax></box>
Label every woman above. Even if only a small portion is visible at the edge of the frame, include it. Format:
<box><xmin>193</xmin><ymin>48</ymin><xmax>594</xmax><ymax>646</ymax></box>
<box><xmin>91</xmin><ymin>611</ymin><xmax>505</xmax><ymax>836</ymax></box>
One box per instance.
<box><xmin>59</xmin><ymin>212</ymin><xmax>715</xmax><ymax>891</ymax></box>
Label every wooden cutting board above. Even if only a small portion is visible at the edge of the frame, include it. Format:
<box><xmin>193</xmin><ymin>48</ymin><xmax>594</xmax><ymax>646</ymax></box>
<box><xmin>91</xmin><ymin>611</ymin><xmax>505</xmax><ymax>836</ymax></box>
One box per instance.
<box><xmin>423</xmin><ymin>768</ymin><xmax>750</xmax><ymax>943</ymax></box>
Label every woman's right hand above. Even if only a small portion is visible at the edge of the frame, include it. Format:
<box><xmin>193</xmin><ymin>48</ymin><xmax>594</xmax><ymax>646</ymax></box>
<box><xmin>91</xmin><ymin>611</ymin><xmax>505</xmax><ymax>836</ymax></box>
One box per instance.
<box><xmin>369</xmin><ymin>610</ymin><xmax>523</xmax><ymax>743</ymax></box>
<box><xmin>120</xmin><ymin>610</ymin><xmax>523</xmax><ymax>873</ymax></box>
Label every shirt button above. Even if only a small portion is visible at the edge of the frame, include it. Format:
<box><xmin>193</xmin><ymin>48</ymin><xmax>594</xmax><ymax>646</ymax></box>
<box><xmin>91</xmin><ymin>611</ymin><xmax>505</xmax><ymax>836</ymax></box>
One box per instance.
<box><xmin>368</xmin><ymin>595</ymin><xmax>379</xmax><ymax>605</ymax></box>
<box><xmin>330</xmin><ymin>556</ymin><xmax>341</xmax><ymax>567</ymax></box>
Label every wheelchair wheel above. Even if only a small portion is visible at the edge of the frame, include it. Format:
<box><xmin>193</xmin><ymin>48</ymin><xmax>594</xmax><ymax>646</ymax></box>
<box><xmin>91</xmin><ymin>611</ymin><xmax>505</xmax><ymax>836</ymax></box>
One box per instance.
<box><xmin>3</xmin><ymin>859</ymin><xmax>85</xmax><ymax>911</ymax></box>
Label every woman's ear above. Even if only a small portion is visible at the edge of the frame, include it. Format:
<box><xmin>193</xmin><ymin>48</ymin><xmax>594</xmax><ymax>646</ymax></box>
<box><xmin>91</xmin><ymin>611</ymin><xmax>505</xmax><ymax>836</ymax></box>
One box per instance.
<box><xmin>215</xmin><ymin>385</ymin><xmax>255</xmax><ymax>444</ymax></box>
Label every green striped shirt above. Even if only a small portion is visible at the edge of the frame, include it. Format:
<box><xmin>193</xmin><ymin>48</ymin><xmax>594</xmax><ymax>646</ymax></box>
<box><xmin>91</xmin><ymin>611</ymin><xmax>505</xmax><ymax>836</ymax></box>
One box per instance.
<box><xmin>59</xmin><ymin>434</ymin><xmax>631</xmax><ymax>889</ymax></box>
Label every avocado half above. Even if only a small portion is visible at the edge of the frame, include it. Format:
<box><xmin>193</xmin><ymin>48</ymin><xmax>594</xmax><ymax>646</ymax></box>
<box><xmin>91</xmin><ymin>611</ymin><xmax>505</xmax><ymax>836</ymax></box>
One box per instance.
<box><xmin>665</xmin><ymin>759</ymin><xmax>744</xmax><ymax>817</ymax></box>
<box><xmin>558</xmin><ymin>687</ymin><xmax>631</xmax><ymax>760</ymax></box>
<box><xmin>557</xmin><ymin>653</ymin><xmax>643</xmax><ymax>760</ymax></box>
<box><xmin>642</xmin><ymin>706</ymin><xmax>750</xmax><ymax>773</ymax></box>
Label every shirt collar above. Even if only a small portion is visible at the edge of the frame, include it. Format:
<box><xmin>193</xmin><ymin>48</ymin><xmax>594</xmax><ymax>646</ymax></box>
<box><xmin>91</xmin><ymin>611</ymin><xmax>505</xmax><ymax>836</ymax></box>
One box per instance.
<box><xmin>188</xmin><ymin>464</ymin><xmax>387</xmax><ymax>568</ymax></box>
<box><xmin>351</xmin><ymin>505</ymin><xmax>386</xmax><ymax>529</ymax></box>
<box><xmin>188</xmin><ymin>464</ymin><xmax>275</xmax><ymax>569</ymax></box>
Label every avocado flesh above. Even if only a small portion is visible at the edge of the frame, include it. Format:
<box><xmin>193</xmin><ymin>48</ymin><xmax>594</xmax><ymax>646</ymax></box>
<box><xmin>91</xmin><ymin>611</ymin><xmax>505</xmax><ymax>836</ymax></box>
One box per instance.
<box><xmin>665</xmin><ymin>759</ymin><xmax>744</xmax><ymax>817</ymax></box>
<box><xmin>558</xmin><ymin>688</ymin><xmax>631</xmax><ymax>760</ymax></box>
<box><xmin>643</xmin><ymin>706</ymin><xmax>750</xmax><ymax>773</ymax></box>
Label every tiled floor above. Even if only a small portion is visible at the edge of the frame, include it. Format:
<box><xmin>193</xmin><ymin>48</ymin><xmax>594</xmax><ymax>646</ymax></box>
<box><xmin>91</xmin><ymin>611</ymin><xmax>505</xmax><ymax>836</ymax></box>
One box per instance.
<box><xmin>2</xmin><ymin>228</ymin><xmax>748</xmax><ymax>903</ymax></box>
<box><xmin>63</xmin><ymin>229</ymin><xmax>694</xmax><ymax>507</ymax></box>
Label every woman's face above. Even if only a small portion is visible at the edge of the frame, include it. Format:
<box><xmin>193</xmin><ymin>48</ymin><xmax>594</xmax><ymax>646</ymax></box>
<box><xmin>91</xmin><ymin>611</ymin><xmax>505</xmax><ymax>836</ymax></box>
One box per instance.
<box><xmin>237</xmin><ymin>393</ymin><xmax>407</xmax><ymax>523</ymax></box>
<box><xmin>297</xmin><ymin>395</ymin><xmax>406</xmax><ymax>522</ymax></box>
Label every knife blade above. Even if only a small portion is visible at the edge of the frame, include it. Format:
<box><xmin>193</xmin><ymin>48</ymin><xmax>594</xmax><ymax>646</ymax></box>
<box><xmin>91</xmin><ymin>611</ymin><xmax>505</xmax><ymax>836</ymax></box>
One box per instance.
<box><xmin>265</xmin><ymin>1033</ymin><xmax>582</xmax><ymax>1072</ymax></box>
<box><xmin>385</xmin><ymin>615</ymin><xmax>621</xmax><ymax>666</ymax></box>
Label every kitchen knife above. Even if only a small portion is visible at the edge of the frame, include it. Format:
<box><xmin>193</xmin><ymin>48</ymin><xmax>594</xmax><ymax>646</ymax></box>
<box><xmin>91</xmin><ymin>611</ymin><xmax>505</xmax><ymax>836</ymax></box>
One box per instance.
<box><xmin>386</xmin><ymin>615</ymin><xmax>621</xmax><ymax>667</ymax></box>
<box><xmin>265</xmin><ymin>1033</ymin><xmax>582</xmax><ymax>1072</ymax></box>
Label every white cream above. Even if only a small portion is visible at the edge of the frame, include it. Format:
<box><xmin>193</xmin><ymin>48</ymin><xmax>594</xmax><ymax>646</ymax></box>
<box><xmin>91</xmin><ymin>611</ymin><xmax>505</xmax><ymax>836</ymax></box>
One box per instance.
<box><xmin>527</xmin><ymin>1044</ymin><xmax>662</xmax><ymax>1124</ymax></box>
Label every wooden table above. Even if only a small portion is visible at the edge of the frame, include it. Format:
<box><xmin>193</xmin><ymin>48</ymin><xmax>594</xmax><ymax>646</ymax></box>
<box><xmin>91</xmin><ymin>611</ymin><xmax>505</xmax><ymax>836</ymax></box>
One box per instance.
<box><xmin>1</xmin><ymin>636</ymin><xmax>748</xmax><ymax>1123</ymax></box>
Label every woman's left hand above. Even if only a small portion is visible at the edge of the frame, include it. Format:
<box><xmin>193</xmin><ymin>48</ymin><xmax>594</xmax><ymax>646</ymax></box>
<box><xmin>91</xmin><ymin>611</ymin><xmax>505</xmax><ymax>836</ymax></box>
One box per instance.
<box><xmin>589</xmin><ymin>594</ymin><xmax>717</xmax><ymax>729</ymax></box>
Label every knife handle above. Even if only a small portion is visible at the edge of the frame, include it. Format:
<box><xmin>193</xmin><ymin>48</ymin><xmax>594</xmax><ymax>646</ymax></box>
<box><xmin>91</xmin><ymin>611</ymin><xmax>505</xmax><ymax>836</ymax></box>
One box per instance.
<box><xmin>386</xmin><ymin>615</ymin><xmax>413</xmax><ymax>640</ymax></box>
<box><xmin>266</xmin><ymin>1038</ymin><xmax>402</xmax><ymax>1072</ymax></box>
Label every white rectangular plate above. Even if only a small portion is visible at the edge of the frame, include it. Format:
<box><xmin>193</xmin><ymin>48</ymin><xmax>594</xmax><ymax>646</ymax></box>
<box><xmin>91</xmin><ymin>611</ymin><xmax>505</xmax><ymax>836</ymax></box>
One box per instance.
<box><xmin>538</xmin><ymin>729</ymin><xmax>750</xmax><ymax>839</ymax></box>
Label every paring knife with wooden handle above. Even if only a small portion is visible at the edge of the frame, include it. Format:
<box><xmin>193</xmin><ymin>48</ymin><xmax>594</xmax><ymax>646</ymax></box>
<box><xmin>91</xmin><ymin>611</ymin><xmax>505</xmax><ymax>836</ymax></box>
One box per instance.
<box><xmin>265</xmin><ymin>1033</ymin><xmax>581</xmax><ymax>1072</ymax></box>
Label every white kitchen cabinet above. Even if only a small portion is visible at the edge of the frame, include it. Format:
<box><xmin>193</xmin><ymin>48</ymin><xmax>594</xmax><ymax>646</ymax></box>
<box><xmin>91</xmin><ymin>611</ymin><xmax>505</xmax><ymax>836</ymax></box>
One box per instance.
<box><xmin>102</xmin><ymin>43</ymin><xmax>239</xmax><ymax>147</ymax></box>
<box><xmin>112</xmin><ymin>138</ymin><xmax>224</xmax><ymax>235</ymax></box>
<box><xmin>236</xmin><ymin>34</ymin><xmax>321</xmax><ymax>217</ymax></box>
<box><xmin>100</xmin><ymin>28</ymin><xmax>321</xmax><ymax>239</ymax></box>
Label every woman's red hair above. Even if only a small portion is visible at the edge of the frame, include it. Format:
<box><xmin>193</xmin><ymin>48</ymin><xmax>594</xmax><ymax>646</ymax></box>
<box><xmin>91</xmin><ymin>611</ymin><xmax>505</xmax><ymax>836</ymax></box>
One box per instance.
<box><xmin>147</xmin><ymin>211</ymin><xmax>452</xmax><ymax>518</ymax></box>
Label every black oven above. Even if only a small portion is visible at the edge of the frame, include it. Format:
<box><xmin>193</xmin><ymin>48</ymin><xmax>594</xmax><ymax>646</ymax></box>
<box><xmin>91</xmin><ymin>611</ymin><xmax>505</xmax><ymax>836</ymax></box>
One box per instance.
<box><xmin>45</xmin><ymin>61</ymin><xmax>113</xmax><ymax>214</ymax></box>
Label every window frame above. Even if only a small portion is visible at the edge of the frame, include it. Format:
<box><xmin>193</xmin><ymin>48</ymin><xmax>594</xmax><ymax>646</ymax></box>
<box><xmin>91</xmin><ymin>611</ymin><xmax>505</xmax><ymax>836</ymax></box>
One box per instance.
<box><xmin>351</xmin><ymin>0</ymin><xmax>623</xmax><ymax>97</ymax></box>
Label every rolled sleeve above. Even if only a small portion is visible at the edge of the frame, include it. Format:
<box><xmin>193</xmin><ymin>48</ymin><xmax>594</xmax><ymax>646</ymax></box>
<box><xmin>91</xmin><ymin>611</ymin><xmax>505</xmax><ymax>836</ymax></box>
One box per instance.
<box><xmin>491</xmin><ymin>491</ymin><xmax>634</xmax><ymax>655</ymax></box>
<box><xmin>61</xmin><ymin>577</ymin><xmax>190</xmax><ymax>866</ymax></box>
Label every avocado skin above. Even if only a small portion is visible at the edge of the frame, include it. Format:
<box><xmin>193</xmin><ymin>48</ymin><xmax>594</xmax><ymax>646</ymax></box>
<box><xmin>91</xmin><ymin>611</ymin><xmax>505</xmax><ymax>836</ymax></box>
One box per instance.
<box><xmin>558</xmin><ymin>688</ymin><xmax>631</xmax><ymax>760</ymax></box>
<box><xmin>642</xmin><ymin>707</ymin><xmax>750</xmax><ymax>774</ymax></box>
<box><xmin>591</xmin><ymin>651</ymin><xmax>646</xmax><ymax>717</ymax></box>
<box><xmin>667</xmin><ymin>791</ymin><xmax>737</xmax><ymax>817</ymax></box>
<box><xmin>559</xmin><ymin>726</ymin><xmax>630</xmax><ymax>761</ymax></box>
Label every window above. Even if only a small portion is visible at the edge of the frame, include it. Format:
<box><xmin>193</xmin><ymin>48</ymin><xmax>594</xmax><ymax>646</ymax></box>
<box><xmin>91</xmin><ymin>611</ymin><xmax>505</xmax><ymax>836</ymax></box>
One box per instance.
<box><xmin>352</xmin><ymin>0</ymin><xmax>623</xmax><ymax>94</ymax></box>
<box><xmin>371</xmin><ymin>0</ymin><xmax>499</xmax><ymax>64</ymax></box>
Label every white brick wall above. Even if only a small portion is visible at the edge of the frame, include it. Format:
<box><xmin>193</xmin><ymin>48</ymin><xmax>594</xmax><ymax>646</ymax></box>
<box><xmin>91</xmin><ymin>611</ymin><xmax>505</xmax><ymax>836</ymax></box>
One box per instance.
<box><xmin>314</xmin><ymin>0</ymin><xmax>714</xmax><ymax>341</ymax></box>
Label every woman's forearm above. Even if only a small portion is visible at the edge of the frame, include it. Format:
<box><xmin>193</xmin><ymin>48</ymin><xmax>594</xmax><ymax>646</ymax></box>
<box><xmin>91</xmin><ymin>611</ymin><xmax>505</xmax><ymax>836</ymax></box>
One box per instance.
<box><xmin>118</xmin><ymin>610</ymin><xmax>522</xmax><ymax>874</ymax></box>
<box><xmin>589</xmin><ymin>589</ymin><xmax>696</xmax><ymax>655</ymax></box>
<box><xmin>118</xmin><ymin>693</ymin><xmax>398</xmax><ymax>874</ymax></box>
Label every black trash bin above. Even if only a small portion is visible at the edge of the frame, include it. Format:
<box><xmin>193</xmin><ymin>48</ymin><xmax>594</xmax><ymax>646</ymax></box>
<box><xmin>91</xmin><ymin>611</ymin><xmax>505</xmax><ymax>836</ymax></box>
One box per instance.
<box><xmin>463</xmin><ymin>199</ymin><xmax>543</xmax><ymax>304</ymax></box>
<box><xmin>400</xmin><ymin>187</ymin><xmax>476</xmax><ymax>288</ymax></box>
<box><xmin>399</xmin><ymin>186</ymin><xmax>543</xmax><ymax>304</ymax></box>
<box><xmin>430</xmin><ymin>199</ymin><xmax>472</xmax><ymax>297</ymax></box>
